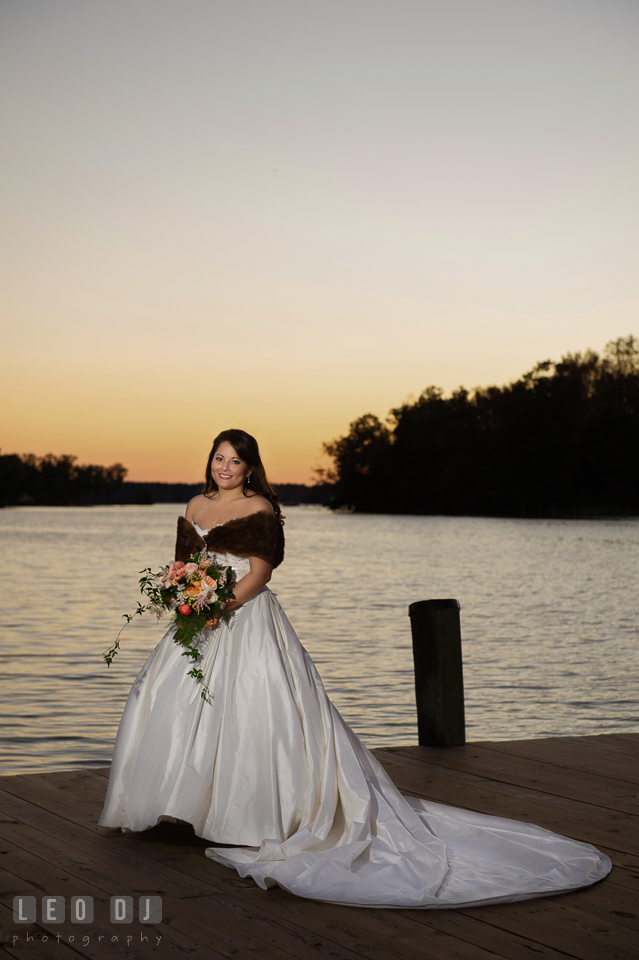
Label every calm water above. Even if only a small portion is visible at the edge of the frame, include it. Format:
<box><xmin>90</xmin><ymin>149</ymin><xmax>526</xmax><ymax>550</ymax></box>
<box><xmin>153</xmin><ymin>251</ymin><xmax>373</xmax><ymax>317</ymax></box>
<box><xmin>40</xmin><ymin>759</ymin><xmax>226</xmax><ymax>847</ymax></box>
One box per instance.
<box><xmin>0</xmin><ymin>504</ymin><xmax>637</xmax><ymax>775</ymax></box>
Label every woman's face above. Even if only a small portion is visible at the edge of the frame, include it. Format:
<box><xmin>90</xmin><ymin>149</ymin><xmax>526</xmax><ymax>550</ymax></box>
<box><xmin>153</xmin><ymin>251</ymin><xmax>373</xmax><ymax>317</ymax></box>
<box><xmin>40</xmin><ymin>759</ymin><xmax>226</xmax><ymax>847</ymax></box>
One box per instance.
<box><xmin>210</xmin><ymin>441</ymin><xmax>249</xmax><ymax>493</ymax></box>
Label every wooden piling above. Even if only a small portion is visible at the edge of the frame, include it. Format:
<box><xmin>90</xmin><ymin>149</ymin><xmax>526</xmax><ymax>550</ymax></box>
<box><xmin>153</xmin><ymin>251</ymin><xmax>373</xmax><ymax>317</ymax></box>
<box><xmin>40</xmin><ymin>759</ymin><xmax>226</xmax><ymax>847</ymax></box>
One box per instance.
<box><xmin>408</xmin><ymin>598</ymin><xmax>466</xmax><ymax>747</ymax></box>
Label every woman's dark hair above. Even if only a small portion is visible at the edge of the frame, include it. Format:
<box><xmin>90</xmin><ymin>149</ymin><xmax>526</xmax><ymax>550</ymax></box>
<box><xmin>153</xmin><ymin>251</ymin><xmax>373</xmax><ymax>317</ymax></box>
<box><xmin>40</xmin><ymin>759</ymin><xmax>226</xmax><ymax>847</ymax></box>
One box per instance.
<box><xmin>203</xmin><ymin>429</ymin><xmax>283</xmax><ymax>522</ymax></box>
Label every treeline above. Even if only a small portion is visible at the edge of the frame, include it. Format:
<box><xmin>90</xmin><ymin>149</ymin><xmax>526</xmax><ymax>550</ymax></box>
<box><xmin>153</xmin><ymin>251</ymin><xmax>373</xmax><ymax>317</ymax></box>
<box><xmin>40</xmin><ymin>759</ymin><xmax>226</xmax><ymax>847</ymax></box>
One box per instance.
<box><xmin>0</xmin><ymin>453</ymin><xmax>127</xmax><ymax>506</ymax></box>
<box><xmin>113</xmin><ymin>482</ymin><xmax>333</xmax><ymax>506</ymax></box>
<box><xmin>0</xmin><ymin>454</ymin><xmax>333</xmax><ymax>507</ymax></box>
<box><xmin>274</xmin><ymin>483</ymin><xmax>333</xmax><ymax>506</ymax></box>
<box><xmin>322</xmin><ymin>336</ymin><xmax>639</xmax><ymax>517</ymax></box>
<box><xmin>115</xmin><ymin>482</ymin><xmax>201</xmax><ymax>505</ymax></box>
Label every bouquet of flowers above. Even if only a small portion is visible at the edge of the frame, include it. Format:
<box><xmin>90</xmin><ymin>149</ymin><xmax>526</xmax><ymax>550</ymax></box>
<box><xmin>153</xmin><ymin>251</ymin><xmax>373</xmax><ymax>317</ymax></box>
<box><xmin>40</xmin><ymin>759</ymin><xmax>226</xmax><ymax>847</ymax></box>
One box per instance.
<box><xmin>103</xmin><ymin>549</ymin><xmax>236</xmax><ymax>701</ymax></box>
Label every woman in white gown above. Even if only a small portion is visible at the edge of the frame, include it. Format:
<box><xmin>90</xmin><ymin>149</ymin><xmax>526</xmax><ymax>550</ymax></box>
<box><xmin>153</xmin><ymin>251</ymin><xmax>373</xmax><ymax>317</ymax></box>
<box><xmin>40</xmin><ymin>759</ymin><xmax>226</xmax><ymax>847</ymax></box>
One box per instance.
<box><xmin>99</xmin><ymin>429</ymin><xmax>611</xmax><ymax>908</ymax></box>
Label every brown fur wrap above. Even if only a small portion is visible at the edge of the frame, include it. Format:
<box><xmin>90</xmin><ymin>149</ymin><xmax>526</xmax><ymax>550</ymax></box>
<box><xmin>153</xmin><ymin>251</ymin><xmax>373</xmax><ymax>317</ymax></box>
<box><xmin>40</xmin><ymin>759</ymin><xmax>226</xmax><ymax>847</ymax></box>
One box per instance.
<box><xmin>175</xmin><ymin>513</ymin><xmax>284</xmax><ymax>568</ymax></box>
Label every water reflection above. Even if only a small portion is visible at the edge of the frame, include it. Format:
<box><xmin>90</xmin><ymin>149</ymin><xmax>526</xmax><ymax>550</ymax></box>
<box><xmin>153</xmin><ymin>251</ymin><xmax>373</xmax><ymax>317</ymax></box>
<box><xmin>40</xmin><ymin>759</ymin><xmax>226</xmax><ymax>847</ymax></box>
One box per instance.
<box><xmin>0</xmin><ymin>504</ymin><xmax>637</xmax><ymax>774</ymax></box>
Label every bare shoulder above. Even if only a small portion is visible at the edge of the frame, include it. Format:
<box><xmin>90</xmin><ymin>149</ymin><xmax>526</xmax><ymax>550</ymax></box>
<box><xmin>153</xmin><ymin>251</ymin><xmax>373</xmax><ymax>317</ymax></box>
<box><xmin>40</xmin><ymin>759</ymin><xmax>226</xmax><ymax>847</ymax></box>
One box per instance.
<box><xmin>184</xmin><ymin>494</ymin><xmax>208</xmax><ymax>520</ymax></box>
<box><xmin>242</xmin><ymin>494</ymin><xmax>274</xmax><ymax>517</ymax></box>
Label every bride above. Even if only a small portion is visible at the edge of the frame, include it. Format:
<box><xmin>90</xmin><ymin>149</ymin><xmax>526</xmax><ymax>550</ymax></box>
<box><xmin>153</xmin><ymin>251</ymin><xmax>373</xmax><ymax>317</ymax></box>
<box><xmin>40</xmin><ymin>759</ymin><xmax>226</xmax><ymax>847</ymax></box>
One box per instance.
<box><xmin>99</xmin><ymin>428</ymin><xmax>611</xmax><ymax>908</ymax></box>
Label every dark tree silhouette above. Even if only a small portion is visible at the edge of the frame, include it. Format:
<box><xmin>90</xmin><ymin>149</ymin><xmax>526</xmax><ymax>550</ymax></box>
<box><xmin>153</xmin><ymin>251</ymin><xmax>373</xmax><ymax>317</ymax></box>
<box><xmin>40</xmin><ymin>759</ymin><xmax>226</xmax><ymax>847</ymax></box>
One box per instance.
<box><xmin>323</xmin><ymin>413</ymin><xmax>392</xmax><ymax>514</ymax></box>
<box><xmin>323</xmin><ymin>336</ymin><xmax>639</xmax><ymax>517</ymax></box>
<box><xmin>0</xmin><ymin>452</ymin><xmax>127</xmax><ymax>506</ymax></box>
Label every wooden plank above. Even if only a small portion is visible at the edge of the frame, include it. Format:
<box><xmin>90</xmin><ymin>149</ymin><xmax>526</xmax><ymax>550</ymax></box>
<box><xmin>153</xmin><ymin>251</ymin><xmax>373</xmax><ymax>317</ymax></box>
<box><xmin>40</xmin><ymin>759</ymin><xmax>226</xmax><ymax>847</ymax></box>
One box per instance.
<box><xmin>170</xmin><ymin>861</ymin><xmax>471</xmax><ymax>960</ymax></box>
<box><xmin>0</xmin><ymin>899</ymin><xmax>179</xmax><ymax>960</ymax></box>
<box><xmin>604</xmin><ymin>734</ymin><xmax>639</xmax><ymax>744</ymax></box>
<box><xmin>83</xmin><ymin>767</ymin><xmax>110</xmax><ymax>779</ymax></box>
<box><xmin>0</xmin><ymin>862</ymin><xmax>211</xmax><ymax>960</ymax></box>
<box><xmin>0</xmin><ymin>784</ymin><xmax>438</xmax><ymax>960</ymax></box>
<box><xmin>373</xmin><ymin>752</ymin><xmax>639</xmax><ymax>855</ymax></box>
<box><xmin>0</xmin><ymin>783</ymin><xmax>511</xmax><ymax>960</ymax></box>
<box><xmin>0</xmin><ymin>776</ymin><xmax>106</xmax><ymax>834</ymax></box>
<box><xmin>373</xmin><ymin>745</ymin><xmax>639</xmax><ymax>827</ymax></box>
<box><xmin>472</xmin><ymin>737</ymin><xmax>639</xmax><ymax>784</ymax></box>
<box><xmin>392</xmin><ymin>741</ymin><xmax>638</xmax><ymax>813</ymax></box>
<box><xmin>0</xmin><ymin>789</ymin><xmax>220</xmax><ymax>898</ymax></box>
<box><xmin>100</xmin><ymin>823</ymin><xmax>591</xmax><ymax>960</ymax></box>
<box><xmin>454</xmin><ymin>896</ymin><xmax>639</xmax><ymax>960</ymax></box>
<box><xmin>0</xmin><ymin>905</ymin><xmax>82</xmax><ymax>960</ymax></box>
<box><xmin>3</xmin><ymin>759</ymin><xmax>631</xmax><ymax>906</ymax></box>
<box><xmin>14</xmin><ymin>758</ymin><xmax>635</xmax><ymax>869</ymax></box>
<box><xmin>1</xmin><ymin>814</ymin><xmax>306</xmax><ymax>960</ymax></box>
<box><xmin>1</xmin><ymin>873</ymin><xmax>166</xmax><ymax>960</ymax></box>
<box><xmin>596</xmin><ymin>858</ymin><xmax>639</xmax><ymax>894</ymax></box>
<box><xmin>0</xmin><ymin>832</ymin><xmax>303</xmax><ymax>960</ymax></box>
<box><xmin>191</xmin><ymin>892</ymin><xmax>532</xmax><ymax>960</ymax></box>
<box><xmin>502</xmin><ymin>734</ymin><xmax>638</xmax><ymax>753</ymax></box>
<box><xmin>481</xmin><ymin>733</ymin><xmax>639</xmax><ymax>763</ymax></box>
<box><xmin>11</xmin><ymin>751</ymin><xmax>636</xmax><ymax>842</ymax></box>
<box><xmin>50</xmin><ymin>769</ymin><xmax>125</xmax><ymax>805</ymax></box>
<box><xmin>556</xmin><ymin>878</ymin><xmax>639</xmax><ymax>932</ymax></box>
<box><xmin>0</xmin><ymin>778</ymin><xmax>554</xmax><ymax>960</ymax></box>
<box><xmin>116</xmin><ymin>889</ymin><xmax>315</xmax><ymax>960</ymax></box>
<box><xmin>381</xmin><ymin>744</ymin><xmax>639</xmax><ymax>815</ymax></box>
<box><xmin>92</xmin><ymin>778</ymin><xmax>639</xmax><ymax>960</ymax></box>
<box><xmin>1</xmin><ymin>903</ymin><xmax>82</xmax><ymax>960</ymax></box>
<box><xmin>35</xmin><ymin>780</ymin><xmax>636</xmax><ymax>944</ymax></box>
<box><xmin>0</xmin><ymin>781</ymin><xmax>245</xmax><ymax>898</ymax></box>
<box><xmin>480</xmin><ymin>732</ymin><xmax>639</xmax><ymax>752</ymax></box>
<box><xmin>396</xmin><ymin>908</ymin><xmax>597</xmax><ymax>960</ymax></box>
<box><xmin>0</xmin><ymin>825</ymin><xmax>167</xmax><ymax>902</ymax></box>
<box><xmin>2</xmin><ymin>736</ymin><xmax>638</xmax><ymax>960</ymax></box>
<box><xmin>185</xmin><ymin>894</ymin><xmax>471</xmax><ymax>960</ymax></box>
<box><xmin>0</xmin><ymin>805</ymin><xmax>508</xmax><ymax>960</ymax></box>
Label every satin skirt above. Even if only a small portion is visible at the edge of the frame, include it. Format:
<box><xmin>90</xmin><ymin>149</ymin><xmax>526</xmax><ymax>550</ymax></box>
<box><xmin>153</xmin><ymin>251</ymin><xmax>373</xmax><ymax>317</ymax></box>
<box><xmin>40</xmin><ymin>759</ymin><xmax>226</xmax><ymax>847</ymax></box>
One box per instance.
<box><xmin>99</xmin><ymin>588</ymin><xmax>611</xmax><ymax>908</ymax></box>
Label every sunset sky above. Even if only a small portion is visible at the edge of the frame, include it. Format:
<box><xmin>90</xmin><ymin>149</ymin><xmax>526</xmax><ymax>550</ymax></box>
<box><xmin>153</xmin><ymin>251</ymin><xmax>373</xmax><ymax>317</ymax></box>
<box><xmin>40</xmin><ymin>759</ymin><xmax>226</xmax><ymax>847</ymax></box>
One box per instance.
<box><xmin>1</xmin><ymin>0</ymin><xmax>637</xmax><ymax>483</ymax></box>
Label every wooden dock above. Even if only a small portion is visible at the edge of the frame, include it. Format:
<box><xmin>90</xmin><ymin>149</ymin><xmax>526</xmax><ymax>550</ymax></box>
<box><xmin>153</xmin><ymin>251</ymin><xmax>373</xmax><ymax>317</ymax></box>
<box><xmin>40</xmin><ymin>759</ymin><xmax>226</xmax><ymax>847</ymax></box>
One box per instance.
<box><xmin>1</xmin><ymin>733</ymin><xmax>637</xmax><ymax>959</ymax></box>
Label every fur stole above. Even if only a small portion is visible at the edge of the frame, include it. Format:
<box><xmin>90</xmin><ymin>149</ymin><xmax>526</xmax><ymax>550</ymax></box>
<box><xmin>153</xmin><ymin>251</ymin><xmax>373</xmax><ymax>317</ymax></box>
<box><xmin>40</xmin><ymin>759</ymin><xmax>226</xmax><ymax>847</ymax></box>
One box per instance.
<box><xmin>175</xmin><ymin>512</ymin><xmax>285</xmax><ymax>568</ymax></box>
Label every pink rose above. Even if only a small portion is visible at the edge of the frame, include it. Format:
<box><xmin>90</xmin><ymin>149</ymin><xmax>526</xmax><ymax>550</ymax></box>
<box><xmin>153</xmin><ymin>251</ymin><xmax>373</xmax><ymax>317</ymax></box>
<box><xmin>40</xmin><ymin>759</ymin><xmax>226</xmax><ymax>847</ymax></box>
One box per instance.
<box><xmin>178</xmin><ymin>604</ymin><xmax>192</xmax><ymax>615</ymax></box>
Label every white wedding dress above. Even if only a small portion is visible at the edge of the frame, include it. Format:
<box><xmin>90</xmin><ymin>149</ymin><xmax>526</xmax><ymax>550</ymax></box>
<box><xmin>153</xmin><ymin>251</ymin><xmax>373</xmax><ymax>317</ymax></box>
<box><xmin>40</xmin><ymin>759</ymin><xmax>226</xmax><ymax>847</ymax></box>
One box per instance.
<box><xmin>99</xmin><ymin>523</ymin><xmax>611</xmax><ymax>908</ymax></box>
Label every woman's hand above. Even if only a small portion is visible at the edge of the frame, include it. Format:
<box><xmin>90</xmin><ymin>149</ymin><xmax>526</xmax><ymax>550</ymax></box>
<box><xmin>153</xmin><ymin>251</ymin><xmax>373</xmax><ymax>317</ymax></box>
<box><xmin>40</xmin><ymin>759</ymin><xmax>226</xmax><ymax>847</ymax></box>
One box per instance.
<box><xmin>225</xmin><ymin>556</ymin><xmax>272</xmax><ymax>611</ymax></box>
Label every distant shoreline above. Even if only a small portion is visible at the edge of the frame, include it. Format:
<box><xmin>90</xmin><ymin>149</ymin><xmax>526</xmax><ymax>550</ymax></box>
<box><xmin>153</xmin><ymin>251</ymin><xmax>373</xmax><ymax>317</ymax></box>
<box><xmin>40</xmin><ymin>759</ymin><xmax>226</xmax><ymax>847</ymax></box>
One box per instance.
<box><xmin>6</xmin><ymin>497</ymin><xmax>638</xmax><ymax>521</ymax></box>
<box><xmin>10</xmin><ymin>481</ymin><xmax>335</xmax><ymax>508</ymax></box>
<box><xmin>116</xmin><ymin>481</ymin><xmax>334</xmax><ymax>507</ymax></box>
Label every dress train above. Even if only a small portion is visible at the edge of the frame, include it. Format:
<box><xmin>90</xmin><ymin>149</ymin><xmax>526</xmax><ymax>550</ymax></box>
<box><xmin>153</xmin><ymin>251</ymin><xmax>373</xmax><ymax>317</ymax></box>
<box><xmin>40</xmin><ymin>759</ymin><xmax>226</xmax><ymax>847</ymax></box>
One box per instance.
<box><xmin>99</xmin><ymin>577</ymin><xmax>611</xmax><ymax>909</ymax></box>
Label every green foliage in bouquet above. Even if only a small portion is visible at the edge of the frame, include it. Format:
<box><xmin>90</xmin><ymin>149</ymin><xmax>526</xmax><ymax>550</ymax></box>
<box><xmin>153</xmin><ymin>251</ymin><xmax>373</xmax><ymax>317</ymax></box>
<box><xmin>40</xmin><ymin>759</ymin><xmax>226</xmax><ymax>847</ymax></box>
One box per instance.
<box><xmin>103</xmin><ymin>550</ymin><xmax>236</xmax><ymax>702</ymax></box>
